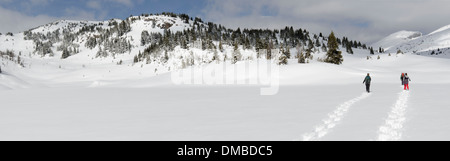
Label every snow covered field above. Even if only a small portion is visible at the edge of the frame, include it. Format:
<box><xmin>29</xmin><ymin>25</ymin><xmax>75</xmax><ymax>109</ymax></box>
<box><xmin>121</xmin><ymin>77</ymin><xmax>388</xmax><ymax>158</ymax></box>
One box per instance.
<box><xmin>1</xmin><ymin>51</ymin><xmax>450</xmax><ymax>141</ymax></box>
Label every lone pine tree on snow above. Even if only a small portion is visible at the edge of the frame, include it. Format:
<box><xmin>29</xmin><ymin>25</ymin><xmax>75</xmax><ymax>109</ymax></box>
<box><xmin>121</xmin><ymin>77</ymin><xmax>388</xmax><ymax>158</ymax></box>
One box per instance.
<box><xmin>325</xmin><ymin>31</ymin><xmax>343</xmax><ymax>65</ymax></box>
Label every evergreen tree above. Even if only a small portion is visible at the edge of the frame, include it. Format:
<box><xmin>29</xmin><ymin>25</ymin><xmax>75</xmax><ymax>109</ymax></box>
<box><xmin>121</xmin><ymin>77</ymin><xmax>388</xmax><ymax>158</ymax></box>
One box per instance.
<box><xmin>278</xmin><ymin>53</ymin><xmax>288</xmax><ymax>65</ymax></box>
<box><xmin>61</xmin><ymin>48</ymin><xmax>70</xmax><ymax>59</ymax></box>
<box><xmin>341</xmin><ymin>37</ymin><xmax>347</xmax><ymax>48</ymax></box>
<box><xmin>163</xmin><ymin>50</ymin><xmax>169</xmax><ymax>63</ymax></box>
<box><xmin>297</xmin><ymin>44</ymin><xmax>306</xmax><ymax>64</ymax></box>
<box><xmin>379</xmin><ymin>47</ymin><xmax>384</xmax><ymax>53</ymax></box>
<box><xmin>181</xmin><ymin>38</ymin><xmax>188</xmax><ymax>49</ymax></box>
<box><xmin>298</xmin><ymin>51</ymin><xmax>306</xmax><ymax>64</ymax></box>
<box><xmin>85</xmin><ymin>37</ymin><xmax>97</xmax><ymax>49</ymax></box>
<box><xmin>321</xmin><ymin>42</ymin><xmax>327</xmax><ymax>52</ymax></box>
<box><xmin>346</xmin><ymin>43</ymin><xmax>353</xmax><ymax>54</ymax></box>
<box><xmin>141</xmin><ymin>30</ymin><xmax>151</xmax><ymax>46</ymax></box>
<box><xmin>325</xmin><ymin>31</ymin><xmax>343</xmax><ymax>65</ymax></box>
<box><xmin>219</xmin><ymin>41</ymin><xmax>224</xmax><ymax>52</ymax></box>
<box><xmin>306</xmin><ymin>39</ymin><xmax>314</xmax><ymax>58</ymax></box>
<box><xmin>285</xmin><ymin>45</ymin><xmax>291</xmax><ymax>59</ymax></box>
<box><xmin>96</xmin><ymin>46</ymin><xmax>108</xmax><ymax>58</ymax></box>
<box><xmin>244</xmin><ymin>37</ymin><xmax>251</xmax><ymax>50</ymax></box>
<box><xmin>138</xmin><ymin>50</ymin><xmax>142</xmax><ymax>61</ymax></box>
<box><xmin>362</xmin><ymin>44</ymin><xmax>367</xmax><ymax>49</ymax></box>
<box><xmin>134</xmin><ymin>55</ymin><xmax>139</xmax><ymax>63</ymax></box>
<box><xmin>213</xmin><ymin>49</ymin><xmax>219</xmax><ymax>61</ymax></box>
<box><xmin>232</xmin><ymin>41</ymin><xmax>241</xmax><ymax>64</ymax></box>
<box><xmin>267</xmin><ymin>40</ymin><xmax>273</xmax><ymax>60</ymax></box>
<box><xmin>191</xmin><ymin>29</ymin><xmax>197</xmax><ymax>41</ymax></box>
<box><xmin>370</xmin><ymin>47</ymin><xmax>375</xmax><ymax>55</ymax></box>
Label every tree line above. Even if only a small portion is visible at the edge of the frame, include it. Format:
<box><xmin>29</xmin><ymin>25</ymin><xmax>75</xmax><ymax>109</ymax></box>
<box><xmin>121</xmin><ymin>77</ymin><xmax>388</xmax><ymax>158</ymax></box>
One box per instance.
<box><xmin>16</xmin><ymin>12</ymin><xmax>377</xmax><ymax>66</ymax></box>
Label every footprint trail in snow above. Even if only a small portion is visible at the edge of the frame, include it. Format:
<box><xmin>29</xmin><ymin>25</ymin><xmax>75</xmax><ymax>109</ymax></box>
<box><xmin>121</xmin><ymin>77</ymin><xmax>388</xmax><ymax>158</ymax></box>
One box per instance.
<box><xmin>377</xmin><ymin>91</ymin><xmax>410</xmax><ymax>141</ymax></box>
<box><xmin>302</xmin><ymin>92</ymin><xmax>371</xmax><ymax>141</ymax></box>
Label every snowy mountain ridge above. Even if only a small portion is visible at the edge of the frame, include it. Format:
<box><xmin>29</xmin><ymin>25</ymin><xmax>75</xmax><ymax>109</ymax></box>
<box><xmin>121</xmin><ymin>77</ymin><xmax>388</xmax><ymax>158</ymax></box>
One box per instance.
<box><xmin>373</xmin><ymin>24</ymin><xmax>450</xmax><ymax>57</ymax></box>
<box><xmin>428</xmin><ymin>24</ymin><xmax>450</xmax><ymax>35</ymax></box>
<box><xmin>371</xmin><ymin>30</ymin><xmax>422</xmax><ymax>51</ymax></box>
<box><xmin>0</xmin><ymin>13</ymin><xmax>372</xmax><ymax>70</ymax></box>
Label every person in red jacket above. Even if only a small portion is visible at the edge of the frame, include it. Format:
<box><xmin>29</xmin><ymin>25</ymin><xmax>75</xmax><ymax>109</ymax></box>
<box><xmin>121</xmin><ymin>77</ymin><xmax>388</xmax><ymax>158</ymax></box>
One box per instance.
<box><xmin>403</xmin><ymin>73</ymin><xmax>411</xmax><ymax>90</ymax></box>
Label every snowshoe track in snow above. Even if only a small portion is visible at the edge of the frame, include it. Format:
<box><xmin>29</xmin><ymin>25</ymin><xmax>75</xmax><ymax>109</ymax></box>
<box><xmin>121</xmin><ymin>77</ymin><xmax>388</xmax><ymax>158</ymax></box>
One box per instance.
<box><xmin>302</xmin><ymin>92</ymin><xmax>371</xmax><ymax>141</ymax></box>
<box><xmin>376</xmin><ymin>91</ymin><xmax>410</xmax><ymax>141</ymax></box>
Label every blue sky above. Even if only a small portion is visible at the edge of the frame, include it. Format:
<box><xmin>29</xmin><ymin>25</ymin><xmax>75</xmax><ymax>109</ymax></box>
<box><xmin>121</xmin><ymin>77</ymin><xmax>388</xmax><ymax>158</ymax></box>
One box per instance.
<box><xmin>0</xmin><ymin>0</ymin><xmax>208</xmax><ymax>21</ymax></box>
<box><xmin>1</xmin><ymin>0</ymin><xmax>450</xmax><ymax>44</ymax></box>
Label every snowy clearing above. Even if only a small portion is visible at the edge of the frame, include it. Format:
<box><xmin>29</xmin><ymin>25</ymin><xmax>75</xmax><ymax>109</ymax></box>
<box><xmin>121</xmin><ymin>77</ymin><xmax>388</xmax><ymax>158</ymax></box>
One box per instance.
<box><xmin>2</xmin><ymin>51</ymin><xmax>450</xmax><ymax>141</ymax></box>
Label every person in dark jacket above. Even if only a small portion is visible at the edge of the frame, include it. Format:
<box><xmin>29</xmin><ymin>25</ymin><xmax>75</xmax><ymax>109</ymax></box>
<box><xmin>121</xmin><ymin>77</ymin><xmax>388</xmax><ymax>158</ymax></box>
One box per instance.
<box><xmin>401</xmin><ymin>73</ymin><xmax>405</xmax><ymax>85</ymax></box>
<box><xmin>403</xmin><ymin>73</ymin><xmax>411</xmax><ymax>90</ymax></box>
<box><xmin>363</xmin><ymin>73</ymin><xmax>371</xmax><ymax>93</ymax></box>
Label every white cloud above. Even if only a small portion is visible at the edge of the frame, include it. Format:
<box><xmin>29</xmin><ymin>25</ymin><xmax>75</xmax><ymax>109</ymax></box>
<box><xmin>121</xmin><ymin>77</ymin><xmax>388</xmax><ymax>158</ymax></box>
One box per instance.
<box><xmin>64</xmin><ymin>7</ymin><xmax>97</xmax><ymax>20</ymax></box>
<box><xmin>0</xmin><ymin>0</ymin><xmax>146</xmax><ymax>33</ymax></box>
<box><xmin>106</xmin><ymin>0</ymin><xmax>134</xmax><ymax>7</ymax></box>
<box><xmin>201</xmin><ymin>0</ymin><xmax>450</xmax><ymax>44</ymax></box>
<box><xmin>87</xmin><ymin>0</ymin><xmax>144</xmax><ymax>8</ymax></box>
<box><xmin>0</xmin><ymin>4</ymin><xmax>97</xmax><ymax>34</ymax></box>
<box><xmin>29</xmin><ymin>0</ymin><xmax>53</xmax><ymax>6</ymax></box>
<box><xmin>87</xmin><ymin>0</ymin><xmax>102</xmax><ymax>9</ymax></box>
<box><xmin>0</xmin><ymin>6</ymin><xmax>56</xmax><ymax>33</ymax></box>
<box><xmin>19</xmin><ymin>0</ymin><xmax>55</xmax><ymax>14</ymax></box>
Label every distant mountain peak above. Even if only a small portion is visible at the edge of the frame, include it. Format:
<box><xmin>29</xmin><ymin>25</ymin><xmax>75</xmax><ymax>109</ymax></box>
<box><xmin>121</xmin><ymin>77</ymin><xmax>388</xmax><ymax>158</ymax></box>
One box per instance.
<box><xmin>372</xmin><ymin>30</ymin><xmax>422</xmax><ymax>50</ymax></box>
<box><xmin>373</xmin><ymin>23</ymin><xmax>450</xmax><ymax>55</ymax></box>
